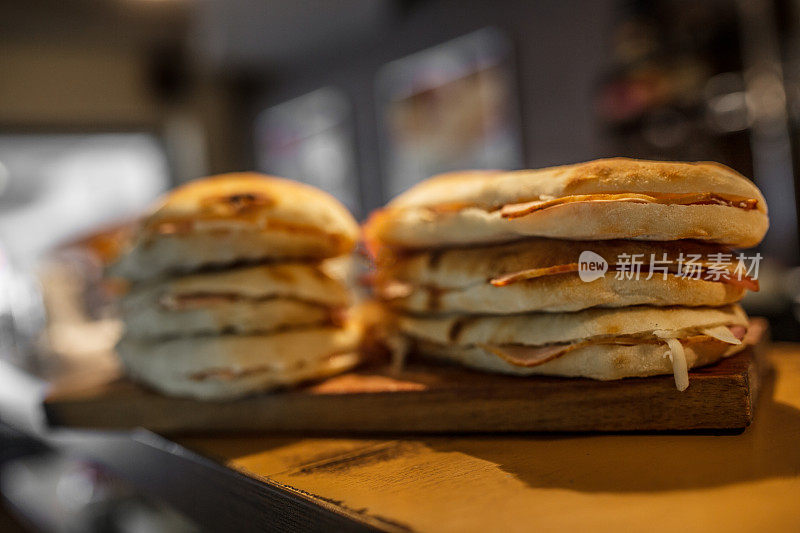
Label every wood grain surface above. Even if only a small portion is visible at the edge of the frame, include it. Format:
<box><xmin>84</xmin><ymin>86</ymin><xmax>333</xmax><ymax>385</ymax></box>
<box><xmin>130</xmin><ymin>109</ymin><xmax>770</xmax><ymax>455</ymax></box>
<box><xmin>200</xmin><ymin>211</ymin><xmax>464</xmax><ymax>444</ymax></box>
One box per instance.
<box><xmin>43</xmin><ymin>320</ymin><xmax>768</xmax><ymax>434</ymax></box>
<box><xmin>177</xmin><ymin>344</ymin><xmax>800</xmax><ymax>533</ymax></box>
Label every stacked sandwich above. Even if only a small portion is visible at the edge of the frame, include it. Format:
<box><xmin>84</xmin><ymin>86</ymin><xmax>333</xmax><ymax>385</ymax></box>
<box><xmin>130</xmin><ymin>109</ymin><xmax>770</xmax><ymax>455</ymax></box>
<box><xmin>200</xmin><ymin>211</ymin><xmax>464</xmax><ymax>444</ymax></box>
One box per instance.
<box><xmin>109</xmin><ymin>173</ymin><xmax>361</xmax><ymax>399</ymax></box>
<box><xmin>365</xmin><ymin>159</ymin><xmax>769</xmax><ymax>390</ymax></box>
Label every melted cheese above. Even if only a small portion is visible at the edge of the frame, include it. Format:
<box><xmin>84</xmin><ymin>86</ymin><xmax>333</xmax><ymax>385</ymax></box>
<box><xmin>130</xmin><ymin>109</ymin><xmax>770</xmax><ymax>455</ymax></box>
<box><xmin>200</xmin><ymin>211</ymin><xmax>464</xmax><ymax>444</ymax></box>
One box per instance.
<box><xmin>654</xmin><ymin>329</ymin><xmax>690</xmax><ymax>391</ymax></box>
<box><xmin>700</xmin><ymin>325</ymin><xmax>743</xmax><ymax>345</ymax></box>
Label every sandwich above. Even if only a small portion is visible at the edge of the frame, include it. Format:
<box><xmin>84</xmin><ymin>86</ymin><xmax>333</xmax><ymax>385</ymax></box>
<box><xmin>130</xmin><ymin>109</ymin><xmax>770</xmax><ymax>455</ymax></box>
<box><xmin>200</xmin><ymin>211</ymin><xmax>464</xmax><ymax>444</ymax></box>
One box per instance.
<box><xmin>120</xmin><ymin>262</ymin><xmax>350</xmax><ymax>338</ymax></box>
<box><xmin>374</xmin><ymin>238</ymin><xmax>754</xmax><ymax>314</ymax></box>
<box><xmin>110</xmin><ymin>173</ymin><xmax>359</xmax><ymax>281</ymax></box>
<box><xmin>109</xmin><ymin>173</ymin><xmax>362</xmax><ymax>399</ymax></box>
<box><xmin>365</xmin><ymin>158</ymin><xmax>767</xmax><ymax>249</ymax></box>
<box><xmin>365</xmin><ymin>158</ymin><xmax>768</xmax><ymax>390</ymax></box>
<box><xmin>398</xmin><ymin>305</ymin><xmax>748</xmax><ymax>391</ymax></box>
<box><xmin>117</xmin><ymin>321</ymin><xmax>362</xmax><ymax>399</ymax></box>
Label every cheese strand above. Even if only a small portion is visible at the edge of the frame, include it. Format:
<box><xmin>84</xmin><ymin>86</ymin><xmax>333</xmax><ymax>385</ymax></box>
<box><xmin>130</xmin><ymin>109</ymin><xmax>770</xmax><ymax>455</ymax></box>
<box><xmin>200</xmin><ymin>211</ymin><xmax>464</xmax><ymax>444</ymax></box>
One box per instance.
<box><xmin>663</xmin><ymin>338</ymin><xmax>689</xmax><ymax>391</ymax></box>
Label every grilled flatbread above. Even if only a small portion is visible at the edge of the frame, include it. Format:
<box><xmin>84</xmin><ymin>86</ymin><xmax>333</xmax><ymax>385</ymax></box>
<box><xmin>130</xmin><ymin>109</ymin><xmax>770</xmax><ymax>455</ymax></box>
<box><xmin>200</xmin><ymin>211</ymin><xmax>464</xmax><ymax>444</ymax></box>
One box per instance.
<box><xmin>117</xmin><ymin>321</ymin><xmax>362</xmax><ymax>399</ymax></box>
<box><xmin>416</xmin><ymin>340</ymin><xmax>744</xmax><ymax>388</ymax></box>
<box><xmin>376</xmin><ymin>239</ymin><xmax>752</xmax><ymax>313</ymax></box>
<box><xmin>400</xmin><ymin>305</ymin><xmax>748</xmax><ymax>389</ymax></box>
<box><xmin>365</xmin><ymin>158</ymin><xmax>768</xmax><ymax>249</ymax></box>
<box><xmin>110</xmin><ymin>173</ymin><xmax>359</xmax><ymax>281</ymax></box>
<box><xmin>121</xmin><ymin>262</ymin><xmax>349</xmax><ymax>338</ymax></box>
<box><xmin>123</xmin><ymin>298</ymin><xmax>336</xmax><ymax>339</ymax></box>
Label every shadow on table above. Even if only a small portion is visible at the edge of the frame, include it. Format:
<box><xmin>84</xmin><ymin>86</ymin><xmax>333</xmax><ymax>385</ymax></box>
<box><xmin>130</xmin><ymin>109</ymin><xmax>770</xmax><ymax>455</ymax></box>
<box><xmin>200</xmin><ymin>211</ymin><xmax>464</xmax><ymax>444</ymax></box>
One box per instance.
<box><xmin>426</xmin><ymin>370</ymin><xmax>800</xmax><ymax>492</ymax></box>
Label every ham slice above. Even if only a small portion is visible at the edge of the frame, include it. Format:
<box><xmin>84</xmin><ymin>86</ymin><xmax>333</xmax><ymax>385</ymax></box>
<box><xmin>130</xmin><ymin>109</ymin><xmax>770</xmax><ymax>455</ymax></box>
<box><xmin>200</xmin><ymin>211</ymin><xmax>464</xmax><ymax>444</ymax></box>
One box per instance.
<box><xmin>489</xmin><ymin>264</ymin><xmax>759</xmax><ymax>291</ymax></box>
<box><xmin>721</xmin><ymin>276</ymin><xmax>759</xmax><ymax>291</ymax></box>
<box><xmin>479</xmin><ymin>342</ymin><xmax>584</xmax><ymax>367</ymax></box>
<box><xmin>727</xmin><ymin>325</ymin><xmax>747</xmax><ymax>341</ymax></box>
<box><xmin>477</xmin><ymin>325</ymin><xmax>748</xmax><ymax>368</ymax></box>
<box><xmin>500</xmin><ymin>192</ymin><xmax>759</xmax><ymax>219</ymax></box>
<box><xmin>490</xmin><ymin>264</ymin><xmax>581</xmax><ymax>286</ymax></box>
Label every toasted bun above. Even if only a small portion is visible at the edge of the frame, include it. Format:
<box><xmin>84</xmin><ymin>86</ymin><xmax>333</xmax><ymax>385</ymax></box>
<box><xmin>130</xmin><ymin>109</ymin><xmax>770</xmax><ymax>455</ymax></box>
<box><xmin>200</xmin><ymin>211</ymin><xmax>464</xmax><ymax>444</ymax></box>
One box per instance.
<box><xmin>415</xmin><ymin>338</ymin><xmax>744</xmax><ymax>380</ymax></box>
<box><xmin>117</xmin><ymin>322</ymin><xmax>362</xmax><ymax>399</ymax></box>
<box><xmin>110</xmin><ymin>173</ymin><xmax>359</xmax><ymax>281</ymax></box>
<box><xmin>399</xmin><ymin>305</ymin><xmax>747</xmax><ymax>347</ymax></box>
<box><xmin>365</xmin><ymin>159</ymin><xmax>768</xmax><ymax>248</ymax></box>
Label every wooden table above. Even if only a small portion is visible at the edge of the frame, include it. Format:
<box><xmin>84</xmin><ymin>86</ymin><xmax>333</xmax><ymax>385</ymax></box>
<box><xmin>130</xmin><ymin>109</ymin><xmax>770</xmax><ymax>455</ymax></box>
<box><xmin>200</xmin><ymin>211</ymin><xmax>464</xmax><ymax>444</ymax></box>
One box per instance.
<box><xmin>167</xmin><ymin>344</ymin><xmax>800</xmax><ymax>532</ymax></box>
<box><xmin>5</xmin><ymin>345</ymin><xmax>800</xmax><ymax>532</ymax></box>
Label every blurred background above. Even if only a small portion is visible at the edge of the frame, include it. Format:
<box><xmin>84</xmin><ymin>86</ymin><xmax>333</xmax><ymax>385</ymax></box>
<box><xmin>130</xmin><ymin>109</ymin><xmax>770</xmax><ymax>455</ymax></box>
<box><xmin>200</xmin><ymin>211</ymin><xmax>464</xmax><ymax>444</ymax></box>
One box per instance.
<box><xmin>1</xmin><ymin>0</ymin><xmax>800</xmax><ymax>529</ymax></box>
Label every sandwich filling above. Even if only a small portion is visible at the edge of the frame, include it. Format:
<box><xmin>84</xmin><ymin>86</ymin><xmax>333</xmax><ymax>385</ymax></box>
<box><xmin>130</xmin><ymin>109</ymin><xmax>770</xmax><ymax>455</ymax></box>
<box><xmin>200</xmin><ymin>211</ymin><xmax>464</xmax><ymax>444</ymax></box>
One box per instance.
<box><xmin>500</xmin><ymin>192</ymin><xmax>760</xmax><ymax>219</ymax></box>
<box><xmin>477</xmin><ymin>324</ymin><xmax>745</xmax><ymax>391</ymax></box>
<box><xmin>488</xmin><ymin>263</ymin><xmax>758</xmax><ymax>290</ymax></box>
<box><xmin>398</xmin><ymin>305</ymin><xmax>749</xmax><ymax>390</ymax></box>
<box><xmin>373</xmin><ymin>239</ymin><xmax>760</xmax><ymax>300</ymax></box>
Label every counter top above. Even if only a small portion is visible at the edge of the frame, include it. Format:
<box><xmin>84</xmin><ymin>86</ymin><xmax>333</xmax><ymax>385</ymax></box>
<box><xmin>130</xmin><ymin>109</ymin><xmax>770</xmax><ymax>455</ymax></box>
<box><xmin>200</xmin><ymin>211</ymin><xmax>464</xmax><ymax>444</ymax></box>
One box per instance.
<box><xmin>4</xmin><ymin>345</ymin><xmax>800</xmax><ymax>532</ymax></box>
<box><xmin>178</xmin><ymin>344</ymin><xmax>800</xmax><ymax>532</ymax></box>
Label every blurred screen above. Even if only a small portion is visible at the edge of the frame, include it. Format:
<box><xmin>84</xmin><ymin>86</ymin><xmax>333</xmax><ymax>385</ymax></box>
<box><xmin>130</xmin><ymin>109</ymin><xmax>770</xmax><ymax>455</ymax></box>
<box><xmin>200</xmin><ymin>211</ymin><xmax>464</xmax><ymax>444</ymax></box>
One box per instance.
<box><xmin>254</xmin><ymin>88</ymin><xmax>360</xmax><ymax>214</ymax></box>
<box><xmin>376</xmin><ymin>27</ymin><xmax>523</xmax><ymax>198</ymax></box>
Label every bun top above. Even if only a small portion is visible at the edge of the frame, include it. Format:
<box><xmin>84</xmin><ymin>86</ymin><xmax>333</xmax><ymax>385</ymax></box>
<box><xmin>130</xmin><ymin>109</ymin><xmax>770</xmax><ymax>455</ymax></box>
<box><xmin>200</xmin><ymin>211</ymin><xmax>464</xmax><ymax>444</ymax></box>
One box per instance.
<box><xmin>144</xmin><ymin>173</ymin><xmax>358</xmax><ymax>246</ymax></box>
<box><xmin>365</xmin><ymin>158</ymin><xmax>769</xmax><ymax>249</ymax></box>
<box><xmin>110</xmin><ymin>173</ymin><xmax>359</xmax><ymax>281</ymax></box>
<box><xmin>387</xmin><ymin>159</ymin><xmax>766</xmax><ymax>212</ymax></box>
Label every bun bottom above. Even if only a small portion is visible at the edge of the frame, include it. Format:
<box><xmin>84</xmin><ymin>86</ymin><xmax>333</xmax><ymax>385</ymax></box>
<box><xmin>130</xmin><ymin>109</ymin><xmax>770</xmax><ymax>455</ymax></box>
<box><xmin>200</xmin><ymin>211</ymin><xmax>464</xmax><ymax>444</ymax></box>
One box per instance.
<box><xmin>413</xmin><ymin>338</ymin><xmax>745</xmax><ymax>381</ymax></box>
<box><xmin>121</xmin><ymin>350</ymin><xmax>360</xmax><ymax>400</ymax></box>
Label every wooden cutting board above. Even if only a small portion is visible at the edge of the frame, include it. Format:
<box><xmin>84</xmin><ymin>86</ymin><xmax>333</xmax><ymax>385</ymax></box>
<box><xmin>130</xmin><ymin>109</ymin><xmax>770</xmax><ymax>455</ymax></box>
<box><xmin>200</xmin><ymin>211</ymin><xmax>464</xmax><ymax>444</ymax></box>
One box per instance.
<box><xmin>44</xmin><ymin>319</ymin><xmax>768</xmax><ymax>435</ymax></box>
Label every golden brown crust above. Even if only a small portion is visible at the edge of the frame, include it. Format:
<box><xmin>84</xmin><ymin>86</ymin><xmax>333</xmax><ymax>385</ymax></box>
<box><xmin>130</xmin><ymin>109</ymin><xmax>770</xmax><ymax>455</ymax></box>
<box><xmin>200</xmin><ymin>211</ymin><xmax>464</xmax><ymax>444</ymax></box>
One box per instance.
<box><xmin>383</xmin><ymin>159</ymin><xmax>766</xmax><ymax>212</ymax></box>
<box><xmin>144</xmin><ymin>173</ymin><xmax>357</xmax><ymax>246</ymax></box>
